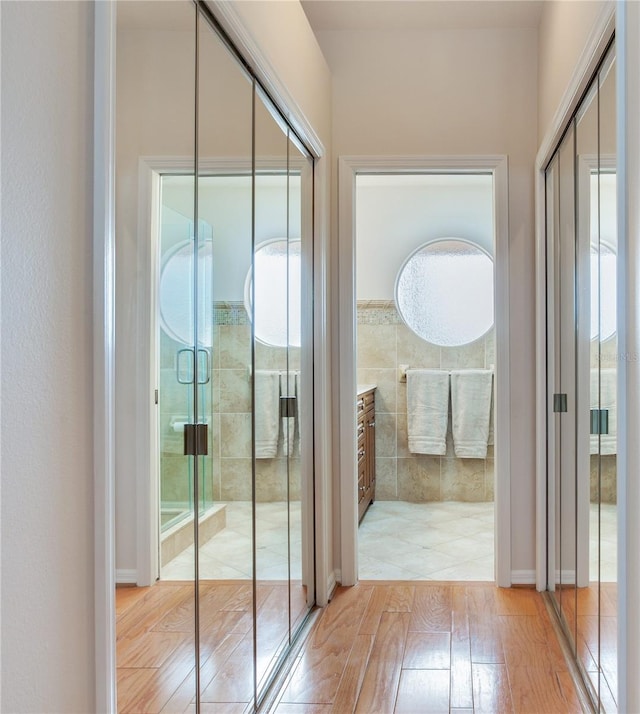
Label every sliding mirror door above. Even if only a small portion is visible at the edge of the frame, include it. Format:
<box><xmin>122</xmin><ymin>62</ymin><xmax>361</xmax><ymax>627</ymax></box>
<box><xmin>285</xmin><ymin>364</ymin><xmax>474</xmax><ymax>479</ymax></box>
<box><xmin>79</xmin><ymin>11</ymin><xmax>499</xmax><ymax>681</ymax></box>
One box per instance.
<box><xmin>576</xmin><ymin>45</ymin><xmax>618</xmax><ymax>712</ymax></box>
<box><xmin>595</xmin><ymin>50</ymin><xmax>617</xmax><ymax>712</ymax></box>
<box><xmin>116</xmin><ymin>2</ymin><xmax>199</xmax><ymax>711</ymax></box>
<box><xmin>195</xmin><ymin>9</ymin><xmax>255</xmax><ymax>707</ymax></box>
<box><xmin>547</xmin><ymin>121</ymin><xmax>579</xmax><ymax>646</ymax></box>
<box><xmin>115</xmin><ymin>2</ymin><xmax>315</xmax><ymax>711</ymax></box>
<box><xmin>287</xmin><ymin>131</ymin><xmax>315</xmax><ymax>639</ymax></box>
<box><xmin>252</xmin><ymin>87</ymin><xmax>314</xmax><ymax>696</ymax></box>
<box><xmin>546</xmin><ymin>40</ymin><xmax>617</xmax><ymax>713</ymax></box>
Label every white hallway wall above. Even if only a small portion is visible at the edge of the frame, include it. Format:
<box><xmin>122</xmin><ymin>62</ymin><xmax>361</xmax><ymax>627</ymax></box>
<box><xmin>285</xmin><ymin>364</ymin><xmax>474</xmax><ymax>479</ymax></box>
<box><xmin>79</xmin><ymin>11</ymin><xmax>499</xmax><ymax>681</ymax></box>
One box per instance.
<box><xmin>537</xmin><ymin>0</ymin><xmax>611</xmax><ymax>143</ymax></box>
<box><xmin>317</xmin><ymin>26</ymin><xmax>539</xmax><ymax>576</ymax></box>
<box><xmin>1</xmin><ymin>1</ymin><xmax>95</xmax><ymax>711</ymax></box>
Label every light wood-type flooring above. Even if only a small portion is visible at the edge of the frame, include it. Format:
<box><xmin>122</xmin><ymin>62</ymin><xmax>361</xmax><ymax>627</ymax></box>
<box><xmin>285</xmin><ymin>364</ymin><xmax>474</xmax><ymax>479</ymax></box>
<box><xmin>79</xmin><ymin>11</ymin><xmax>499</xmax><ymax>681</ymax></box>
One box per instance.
<box><xmin>557</xmin><ymin>583</ymin><xmax>617</xmax><ymax>712</ymax></box>
<box><xmin>117</xmin><ymin>581</ymin><xmax>584</xmax><ymax>713</ymax></box>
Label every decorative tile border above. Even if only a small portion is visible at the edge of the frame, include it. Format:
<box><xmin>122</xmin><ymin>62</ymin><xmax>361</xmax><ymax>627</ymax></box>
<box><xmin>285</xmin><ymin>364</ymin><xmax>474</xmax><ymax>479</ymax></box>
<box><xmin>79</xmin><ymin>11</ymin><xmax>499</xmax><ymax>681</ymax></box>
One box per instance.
<box><xmin>214</xmin><ymin>301</ymin><xmax>249</xmax><ymax>325</ymax></box>
<box><xmin>357</xmin><ymin>300</ymin><xmax>402</xmax><ymax>325</ymax></box>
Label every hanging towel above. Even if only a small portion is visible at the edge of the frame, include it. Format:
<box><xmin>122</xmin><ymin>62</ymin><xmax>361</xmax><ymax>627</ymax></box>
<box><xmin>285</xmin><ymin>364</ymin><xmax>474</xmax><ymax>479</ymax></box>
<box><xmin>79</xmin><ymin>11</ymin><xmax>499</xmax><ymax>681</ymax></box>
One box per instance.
<box><xmin>450</xmin><ymin>369</ymin><xmax>493</xmax><ymax>458</ymax></box>
<box><xmin>280</xmin><ymin>371</ymin><xmax>298</xmax><ymax>457</ymax></box>
<box><xmin>406</xmin><ymin>369</ymin><xmax>450</xmax><ymax>455</ymax></box>
<box><xmin>590</xmin><ymin>367</ymin><xmax>617</xmax><ymax>455</ymax></box>
<box><xmin>254</xmin><ymin>370</ymin><xmax>280</xmax><ymax>458</ymax></box>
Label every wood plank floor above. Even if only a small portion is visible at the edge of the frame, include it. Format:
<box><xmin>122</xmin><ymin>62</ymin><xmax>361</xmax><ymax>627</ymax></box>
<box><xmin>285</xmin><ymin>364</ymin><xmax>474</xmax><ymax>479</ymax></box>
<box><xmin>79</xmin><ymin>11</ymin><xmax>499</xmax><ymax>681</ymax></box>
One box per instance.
<box><xmin>117</xmin><ymin>582</ymin><xmax>583</xmax><ymax>713</ymax></box>
<box><xmin>273</xmin><ymin>583</ymin><xmax>582</xmax><ymax>714</ymax></box>
<box><xmin>117</xmin><ymin>581</ymin><xmax>305</xmax><ymax>714</ymax></box>
<box><xmin>556</xmin><ymin>582</ymin><xmax>617</xmax><ymax>712</ymax></box>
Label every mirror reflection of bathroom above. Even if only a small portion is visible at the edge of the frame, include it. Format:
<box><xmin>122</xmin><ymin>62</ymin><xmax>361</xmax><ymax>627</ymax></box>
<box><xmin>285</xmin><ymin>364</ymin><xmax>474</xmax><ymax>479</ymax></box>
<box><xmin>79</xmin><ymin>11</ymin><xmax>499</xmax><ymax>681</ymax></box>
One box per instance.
<box><xmin>158</xmin><ymin>173</ymin><xmax>252</xmax><ymax>580</ymax></box>
<box><xmin>356</xmin><ymin>173</ymin><xmax>496</xmax><ymax>580</ymax></box>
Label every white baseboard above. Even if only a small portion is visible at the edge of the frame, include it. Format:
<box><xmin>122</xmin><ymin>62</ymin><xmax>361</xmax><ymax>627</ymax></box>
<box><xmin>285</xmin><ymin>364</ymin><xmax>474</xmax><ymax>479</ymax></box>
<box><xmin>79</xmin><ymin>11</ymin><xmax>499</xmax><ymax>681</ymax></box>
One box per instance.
<box><xmin>116</xmin><ymin>568</ymin><xmax>137</xmax><ymax>585</ymax></box>
<box><xmin>328</xmin><ymin>570</ymin><xmax>339</xmax><ymax>599</ymax></box>
<box><xmin>553</xmin><ymin>569</ymin><xmax>577</xmax><ymax>585</ymax></box>
<box><xmin>511</xmin><ymin>569</ymin><xmax>536</xmax><ymax>585</ymax></box>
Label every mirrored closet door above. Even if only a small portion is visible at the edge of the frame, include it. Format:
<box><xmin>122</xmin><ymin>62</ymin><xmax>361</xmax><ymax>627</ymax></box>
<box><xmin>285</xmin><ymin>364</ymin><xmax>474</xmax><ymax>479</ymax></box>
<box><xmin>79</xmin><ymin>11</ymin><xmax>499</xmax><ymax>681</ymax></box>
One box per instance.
<box><xmin>115</xmin><ymin>1</ymin><xmax>315</xmax><ymax>710</ymax></box>
<box><xmin>546</xmin><ymin>41</ymin><xmax>617</xmax><ymax>713</ymax></box>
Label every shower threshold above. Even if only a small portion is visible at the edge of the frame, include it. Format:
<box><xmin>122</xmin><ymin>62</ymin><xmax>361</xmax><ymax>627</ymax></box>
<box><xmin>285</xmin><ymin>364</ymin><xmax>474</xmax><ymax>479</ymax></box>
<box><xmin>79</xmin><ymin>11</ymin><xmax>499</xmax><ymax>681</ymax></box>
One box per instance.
<box><xmin>160</xmin><ymin>503</ymin><xmax>226</xmax><ymax>567</ymax></box>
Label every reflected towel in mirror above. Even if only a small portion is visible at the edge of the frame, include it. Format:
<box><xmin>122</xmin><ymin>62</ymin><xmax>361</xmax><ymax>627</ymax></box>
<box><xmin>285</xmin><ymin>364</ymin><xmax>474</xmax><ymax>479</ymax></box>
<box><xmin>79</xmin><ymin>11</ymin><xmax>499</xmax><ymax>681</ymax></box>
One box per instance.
<box><xmin>255</xmin><ymin>370</ymin><xmax>280</xmax><ymax>458</ymax></box>
<box><xmin>590</xmin><ymin>367</ymin><xmax>617</xmax><ymax>455</ymax></box>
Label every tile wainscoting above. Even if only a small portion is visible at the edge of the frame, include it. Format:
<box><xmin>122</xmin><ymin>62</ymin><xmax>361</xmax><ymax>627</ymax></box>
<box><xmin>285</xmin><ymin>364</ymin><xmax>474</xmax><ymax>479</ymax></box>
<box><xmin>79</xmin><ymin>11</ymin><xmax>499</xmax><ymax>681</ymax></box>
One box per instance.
<box><xmin>357</xmin><ymin>301</ymin><xmax>495</xmax><ymax>503</ymax></box>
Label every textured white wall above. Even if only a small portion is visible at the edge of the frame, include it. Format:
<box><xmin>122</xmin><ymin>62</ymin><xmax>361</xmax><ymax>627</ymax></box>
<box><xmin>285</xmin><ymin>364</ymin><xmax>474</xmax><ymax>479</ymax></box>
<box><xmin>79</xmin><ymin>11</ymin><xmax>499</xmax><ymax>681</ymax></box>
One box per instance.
<box><xmin>231</xmin><ymin>0</ymin><xmax>332</xmax><ymax>145</ymax></box>
<box><xmin>0</xmin><ymin>1</ymin><xmax>95</xmax><ymax>711</ymax></box>
<box><xmin>318</xmin><ymin>27</ymin><xmax>539</xmax><ymax>574</ymax></box>
<box><xmin>538</xmin><ymin>0</ymin><xmax>611</xmax><ymax>143</ymax></box>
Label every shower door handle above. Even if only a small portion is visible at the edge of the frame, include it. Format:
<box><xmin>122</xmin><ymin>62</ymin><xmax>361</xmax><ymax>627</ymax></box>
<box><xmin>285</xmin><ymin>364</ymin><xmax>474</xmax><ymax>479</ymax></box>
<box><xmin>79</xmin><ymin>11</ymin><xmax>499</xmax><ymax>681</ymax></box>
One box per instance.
<box><xmin>176</xmin><ymin>348</ymin><xmax>211</xmax><ymax>385</ymax></box>
<box><xmin>197</xmin><ymin>348</ymin><xmax>210</xmax><ymax>385</ymax></box>
<box><xmin>177</xmin><ymin>348</ymin><xmax>195</xmax><ymax>384</ymax></box>
<box><xmin>184</xmin><ymin>423</ymin><xmax>208</xmax><ymax>456</ymax></box>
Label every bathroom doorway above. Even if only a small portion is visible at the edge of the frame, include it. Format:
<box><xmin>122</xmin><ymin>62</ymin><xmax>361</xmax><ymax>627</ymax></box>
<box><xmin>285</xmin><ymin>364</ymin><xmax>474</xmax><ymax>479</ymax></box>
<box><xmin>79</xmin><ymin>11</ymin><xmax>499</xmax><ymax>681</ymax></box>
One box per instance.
<box><xmin>338</xmin><ymin>157</ymin><xmax>511</xmax><ymax>586</ymax></box>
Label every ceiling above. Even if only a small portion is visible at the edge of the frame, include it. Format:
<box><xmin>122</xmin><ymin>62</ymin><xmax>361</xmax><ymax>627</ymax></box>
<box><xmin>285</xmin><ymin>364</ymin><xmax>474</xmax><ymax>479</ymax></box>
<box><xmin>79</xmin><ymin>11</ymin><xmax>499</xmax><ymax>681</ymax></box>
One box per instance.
<box><xmin>300</xmin><ymin>0</ymin><xmax>544</xmax><ymax>32</ymax></box>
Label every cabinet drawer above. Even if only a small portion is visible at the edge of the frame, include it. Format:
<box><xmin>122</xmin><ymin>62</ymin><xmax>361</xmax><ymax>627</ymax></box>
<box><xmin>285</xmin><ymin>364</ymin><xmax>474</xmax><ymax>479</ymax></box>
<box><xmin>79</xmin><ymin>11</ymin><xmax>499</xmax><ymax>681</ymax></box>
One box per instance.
<box><xmin>358</xmin><ymin>468</ymin><xmax>366</xmax><ymax>502</ymax></box>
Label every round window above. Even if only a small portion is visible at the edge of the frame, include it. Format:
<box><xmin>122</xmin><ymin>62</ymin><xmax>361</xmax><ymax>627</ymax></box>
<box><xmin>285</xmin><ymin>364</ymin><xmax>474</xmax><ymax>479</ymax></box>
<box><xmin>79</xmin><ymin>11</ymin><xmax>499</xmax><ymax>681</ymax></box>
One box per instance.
<box><xmin>395</xmin><ymin>238</ymin><xmax>494</xmax><ymax>346</ymax></box>
<box><xmin>244</xmin><ymin>238</ymin><xmax>301</xmax><ymax>348</ymax></box>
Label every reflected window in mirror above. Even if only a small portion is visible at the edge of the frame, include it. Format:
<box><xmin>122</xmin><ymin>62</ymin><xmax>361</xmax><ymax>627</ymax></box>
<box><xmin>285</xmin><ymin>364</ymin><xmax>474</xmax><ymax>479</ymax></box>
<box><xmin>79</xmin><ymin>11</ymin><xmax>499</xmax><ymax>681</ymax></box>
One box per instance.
<box><xmin>245</xmin><ymin>238</ymin><xmax>301</xmax><ymax>347</ymax></box>
<box><xmin>590</xmin><ymin>170</ymin><xmax>617</xmax><ymax>343</ymax></box>
<box><xmin>395</xmin><ymin>238</ymin><xmax>494</xmax><ymax>347</ymax></box>
<box><xmin>159</xmin><ymin>227</ymin><xmax>214</xmax><ymax>347</ymax></box>
<box><xmin>591</xmin><ymin>242</ymin><xmax>617</xmax><ymax>342</ymax></box>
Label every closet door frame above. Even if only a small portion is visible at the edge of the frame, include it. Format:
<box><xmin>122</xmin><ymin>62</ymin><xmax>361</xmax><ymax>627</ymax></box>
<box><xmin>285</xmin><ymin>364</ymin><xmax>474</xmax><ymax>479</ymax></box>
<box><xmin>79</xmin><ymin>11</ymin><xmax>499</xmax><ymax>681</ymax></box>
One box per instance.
<box><xmin>617</xmin><ymin>3</ymin><xmax>640</xmax><ymax>711</ymax></box>
<box><xmin>92</xmin><ymin>3</ymin><xmax>332</xmax><ymax>711</ymax></box>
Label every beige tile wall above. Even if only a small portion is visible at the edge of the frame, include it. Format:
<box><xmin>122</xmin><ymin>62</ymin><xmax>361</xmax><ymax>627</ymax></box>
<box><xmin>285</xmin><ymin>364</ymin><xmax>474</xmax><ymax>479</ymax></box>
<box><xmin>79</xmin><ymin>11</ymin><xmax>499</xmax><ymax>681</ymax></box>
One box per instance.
<box><xmin>589</xmin><ymin>334</ymin><xmax>618</xmax><ymax>504</ymax></box>
<box><xmin>357</xmin><ymin>301</ymin><xmax>494</xmax><ymax>503</ymax></box>
<box><xmin>159</xmin><ymin>304</ymin><xmax>302</xmax><ymax>508</ymax></box>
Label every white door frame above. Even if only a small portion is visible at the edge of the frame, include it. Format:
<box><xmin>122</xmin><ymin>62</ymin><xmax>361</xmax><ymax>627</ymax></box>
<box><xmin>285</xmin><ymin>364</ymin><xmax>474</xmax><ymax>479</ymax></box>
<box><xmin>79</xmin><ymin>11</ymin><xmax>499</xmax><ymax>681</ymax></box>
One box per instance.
<box><xmin>135</xmin><ymin>156</ymin><xmax>315</xmax><ymax>588</ymax></box>
<box><xmin>617</xmin><ymin>2</ymin><xmax>640</xmax><ymax>710</ymax></box>
<box><xmin>337</xmin><ymin>155</ymin><xmax>511</xmax><ymax>588</ymax></box>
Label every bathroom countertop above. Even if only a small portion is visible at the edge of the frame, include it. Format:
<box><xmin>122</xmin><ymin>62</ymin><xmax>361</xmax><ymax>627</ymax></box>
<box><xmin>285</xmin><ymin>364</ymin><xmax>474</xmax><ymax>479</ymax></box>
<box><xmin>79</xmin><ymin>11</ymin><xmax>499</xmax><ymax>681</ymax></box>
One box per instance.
<box><xmin>357</xmin><ymin>384</ymin><xmax>376</xmax><ymax>396</ymax></box>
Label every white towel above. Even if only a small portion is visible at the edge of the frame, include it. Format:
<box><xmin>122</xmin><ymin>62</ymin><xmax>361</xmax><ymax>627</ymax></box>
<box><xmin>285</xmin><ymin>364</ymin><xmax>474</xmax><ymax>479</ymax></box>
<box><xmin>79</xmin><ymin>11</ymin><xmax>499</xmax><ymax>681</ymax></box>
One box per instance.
<box><xmin>590</xmin><ymin>367</ymin><xmax>617</xmax><ymax>455</ymax></box>
<box><xmin>406</xmin><ymin>370</ymin><xmax>450</xmax><ymax>455</ymax></box>
<box><xmin>254</xmin><ymin>370</ymin><xmax>280</xmax><ymax>458</ymax></box>
<box><xmin>450</xmin><ymin>369</ymin><xmax>493</xmax><ymax>458</ymax></box>
<box><xmin>280</xmin><ymin>371</ymin><xmax>298</xmax><ymax>457</ymax></box>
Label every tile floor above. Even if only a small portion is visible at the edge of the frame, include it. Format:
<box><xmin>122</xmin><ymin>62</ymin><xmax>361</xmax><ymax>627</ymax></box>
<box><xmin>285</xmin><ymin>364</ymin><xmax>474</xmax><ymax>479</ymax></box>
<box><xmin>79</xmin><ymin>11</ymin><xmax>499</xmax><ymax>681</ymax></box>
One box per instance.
<box><xmin>160</xmin><ymin>498</ymin><xmax>617</xmax><ymax>585</ymax></box>
<box><xmin>590</xmin><ymin>502</ymin><xmax>617</xmax><ymax>582</ymax></box>
<box><xmin>358</xmin><ymin>500</ymin><xmax>495</xmax><ymax>581</ymax></box>
<box><xmin>161</xmin><ymin>501</ymin><xmax>302</xmax><ymax>581</ymax></box>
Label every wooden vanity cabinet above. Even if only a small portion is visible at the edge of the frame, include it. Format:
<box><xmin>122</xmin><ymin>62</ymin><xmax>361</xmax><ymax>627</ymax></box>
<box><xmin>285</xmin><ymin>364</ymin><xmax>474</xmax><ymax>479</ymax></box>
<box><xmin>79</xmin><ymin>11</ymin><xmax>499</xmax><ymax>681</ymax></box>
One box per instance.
<box><xmin>357</xmin><ymin>388</ymin><xmax>376</xmax><ymax>522</ymax></box>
